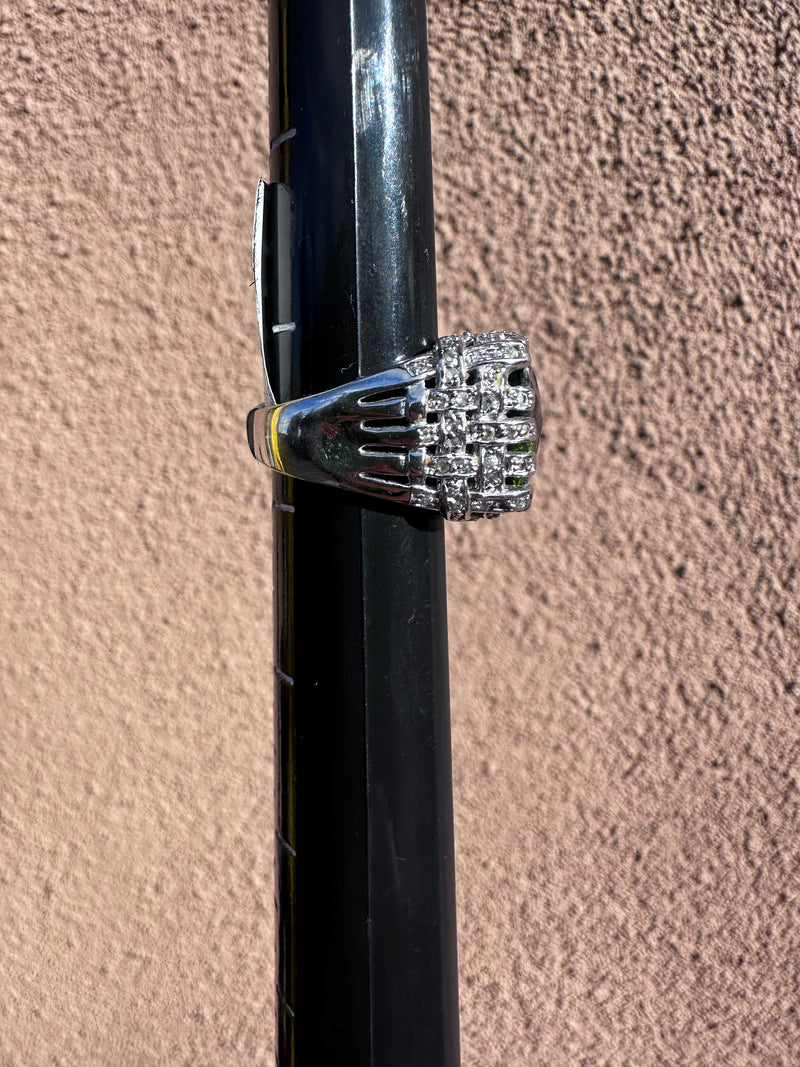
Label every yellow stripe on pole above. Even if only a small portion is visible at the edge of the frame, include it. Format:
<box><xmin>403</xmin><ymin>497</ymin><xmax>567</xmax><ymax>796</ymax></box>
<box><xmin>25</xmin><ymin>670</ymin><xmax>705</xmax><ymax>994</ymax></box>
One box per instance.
<box><xmin>270</xmin><ymin>407</ymin><xmax>286</xmax><ymax>474</ymax></box>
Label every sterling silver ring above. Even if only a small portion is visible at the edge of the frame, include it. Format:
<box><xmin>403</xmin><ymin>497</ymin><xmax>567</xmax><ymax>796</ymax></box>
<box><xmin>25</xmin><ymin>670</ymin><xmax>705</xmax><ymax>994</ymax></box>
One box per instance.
<box><xmin>247</xmin><ymin>330</ymin><xmax>542</xmax><ymax>521</ymax></box>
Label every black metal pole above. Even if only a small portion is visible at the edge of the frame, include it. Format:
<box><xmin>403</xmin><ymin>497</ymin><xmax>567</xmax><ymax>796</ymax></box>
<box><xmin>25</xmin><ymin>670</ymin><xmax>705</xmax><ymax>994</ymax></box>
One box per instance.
<box><xmin>262</xmin><ymin>1</ymin><xmax>460</xmax><ymax>1064</ymax></box>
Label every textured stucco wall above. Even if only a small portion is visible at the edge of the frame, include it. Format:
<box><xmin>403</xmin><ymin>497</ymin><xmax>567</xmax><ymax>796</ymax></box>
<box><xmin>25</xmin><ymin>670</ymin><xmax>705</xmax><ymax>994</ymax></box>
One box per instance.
<box><xmin>2</xmin><ymin>2</ymin><xmax>799</xmax><ymax>1065</ymax></box>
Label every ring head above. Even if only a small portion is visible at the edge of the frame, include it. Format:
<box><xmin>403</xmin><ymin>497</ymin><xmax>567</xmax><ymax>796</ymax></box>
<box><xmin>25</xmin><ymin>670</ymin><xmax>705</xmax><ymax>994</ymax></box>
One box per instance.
<box><xmin>404</xmin><ymin>332</ymin><xmax>541</xmax><ymax>520</ymax></box>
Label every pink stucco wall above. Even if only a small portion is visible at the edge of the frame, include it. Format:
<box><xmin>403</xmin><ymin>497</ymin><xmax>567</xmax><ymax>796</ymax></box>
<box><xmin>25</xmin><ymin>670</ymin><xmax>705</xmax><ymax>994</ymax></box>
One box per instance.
<box><xmin>2</xmin><ymin>2</ymin><xmax>799</xmax><ymax>1064</ymax></box>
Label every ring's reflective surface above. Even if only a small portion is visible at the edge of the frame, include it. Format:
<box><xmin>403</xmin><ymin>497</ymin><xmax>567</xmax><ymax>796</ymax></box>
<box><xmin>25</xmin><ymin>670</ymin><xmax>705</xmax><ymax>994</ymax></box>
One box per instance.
<box><xmin>248</xmin><ymin>330</ymin><xmax>543</xmax><ymax>520</ymax></box>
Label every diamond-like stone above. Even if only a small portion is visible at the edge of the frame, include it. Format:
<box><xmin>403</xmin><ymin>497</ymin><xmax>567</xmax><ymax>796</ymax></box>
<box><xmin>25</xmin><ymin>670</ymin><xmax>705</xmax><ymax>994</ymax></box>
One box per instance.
<box><xmin>467</xmin><ymin>340</ymin><xmax>526</xmax><ymax>368</ymax></box>
<box><xmin>478</xmin><ymin>367</ymin><xmax>505</xmax><ymax>417</ymax></box>
<box><xmin>428</xmin><ymin>454</ymin><xmax>478</xmax><ymax>477</ymax></box>
<box><xmin>439</xmin><ymin>360</ymin><xmax>464</xmax><ymax>388</ymax></box>
<box><xmin>506</xmin><ymin>451</ymin><xmax>535</xmax><ymax>476</ymax></box>
<box><xmin>480</xmin><ymin>445</ymin><xmax>505</xmax><ymax>492</ymax></box>
<box><xmin>410</xmin><ymin>483</ymin><xmax>438</xmax><ymax>509</ymax></box>
<box><xmin>439</xmin><ymin>411</ymin><xmax>467</xmax><ymax>450</ymax></box>
<box><xmin>494</xmin><ymin>420</ymin><xmax>532</xmax><ymax>444</ymax></box>
<box><xmin>448</xmin><ymin>387</ymin><xmax>479</xmax><ymax>410</ymax></box>
<box><xmin>405</xmin><ymin>352</ymin><xmax>437</xmax><ymax>377</ymax></box>
<box><xmin>504</xmin><ymin>387</ymin><xmax>534</xmax><ymax>411</ymax></box>
<box><xmin>467</xmin><ymin>422</ymin><xmax>496</xmax><ymax>444</ymax></box>
<box><xmin>426</xmin><ymin>390</ymin><xmax>450</xmax><ymax>412</ymax></box>
<box><xmin>415</xmin><ymin>423</ymin><xmax>439</xmax><ymax>447</ymax></box>
<box><xmin>426</xmin><ymin>386</ymin><xmax>478</xmax><ymax>412</ymax></box>
<box><xmin>471</xmin><ymin>489</ymin><xmax>531</xmax><ymax>514</ymax></box>
<box><xmin>444</xmin><ymin>484</ymin><xmax>467</xmax><ymax>520</ymax></box>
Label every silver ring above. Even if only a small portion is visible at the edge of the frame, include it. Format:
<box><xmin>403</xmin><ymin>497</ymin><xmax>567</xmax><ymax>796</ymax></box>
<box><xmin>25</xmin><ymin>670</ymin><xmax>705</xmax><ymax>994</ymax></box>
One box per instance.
<box><xmin>247</xmin><ymin>331</ymin><xmax>542</xmax><ymax>521</ymax></box>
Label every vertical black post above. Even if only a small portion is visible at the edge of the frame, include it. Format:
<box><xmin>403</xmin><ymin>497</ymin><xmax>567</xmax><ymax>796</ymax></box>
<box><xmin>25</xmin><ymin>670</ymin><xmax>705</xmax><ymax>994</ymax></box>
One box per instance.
<box><xmin>264</xmin><ymin>1</ymin><xmax>460</xmax><ymax>1065</ymax></box>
